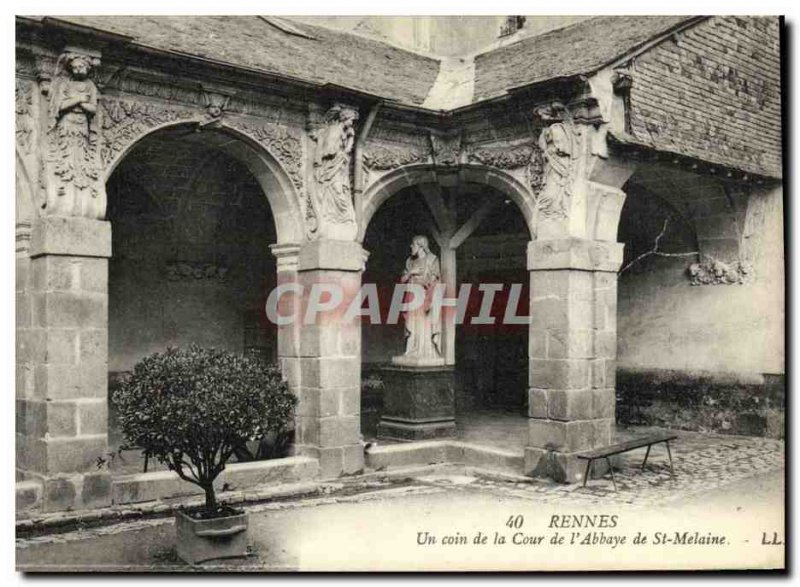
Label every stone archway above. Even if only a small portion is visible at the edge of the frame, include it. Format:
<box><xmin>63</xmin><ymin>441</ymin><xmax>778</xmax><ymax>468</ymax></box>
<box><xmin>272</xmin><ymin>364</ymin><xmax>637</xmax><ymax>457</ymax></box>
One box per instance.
<box><xmin>104</xmin><ymin>123</ymin><xmax>307</xmax><ymax>473</ymax></box>
<box><xmin>102</xmin><ymin>119</ymin><xmax>305</xmax><ymax>246</ymax></box>
<box><xmin>17</xmin><ymin>103</ymin><xmax>310</xmax><ymax>510</ymax></box>
<box><xmin>360</xmin><ymin>164</ymin><xmax>536</xmax><ymax>243</ymax></box>
<box><xmin>359</xmin><ymin>164</ymin><xmax>534</xmax><ymax>445</ymax></box>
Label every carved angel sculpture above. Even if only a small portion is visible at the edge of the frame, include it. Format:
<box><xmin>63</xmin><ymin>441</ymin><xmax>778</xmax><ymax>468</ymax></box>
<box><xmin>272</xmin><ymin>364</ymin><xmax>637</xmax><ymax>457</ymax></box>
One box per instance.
<box><xmin>309</xmin><ymin>104</ymin><xmax>359</xmax><ymax>240</ymax></box>
<box><xmin>45</xmin><ymin>52</ymin><xmax>105</xmax><ymax>218</ymax></box>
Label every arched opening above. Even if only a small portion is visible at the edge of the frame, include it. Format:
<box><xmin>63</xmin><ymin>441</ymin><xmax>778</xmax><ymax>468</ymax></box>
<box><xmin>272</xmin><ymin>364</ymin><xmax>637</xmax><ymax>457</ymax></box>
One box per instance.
<box><xmin>361</xmin><ymin>170</ymin><xmax>531</xmax><ymax>450</ymax></box>
<box><xmin>105</xmin><ymin>126</ymin><xmax>294</xmax><ymax>474</ymax></box>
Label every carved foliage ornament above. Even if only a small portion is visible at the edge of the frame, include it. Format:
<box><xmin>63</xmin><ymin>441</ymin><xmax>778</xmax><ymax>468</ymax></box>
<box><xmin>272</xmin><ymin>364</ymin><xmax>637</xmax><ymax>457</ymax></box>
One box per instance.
<box><xmin>43</xmin><ymin>50</ymin><xmax>104</xmax><ymax>218</ymax></box>
<box><xmin>100</xmin><ymin>98</ymin><xmax>197</xmax><ymax>172</ymax></box>
<box><xmin>688</xmin><ymin>258</ymin><xmax>751</xmax><ymax>286</ymax></box>
<box><xmin>467</xmin><ymin>142</ymin><xmax>545</xmax><ymax>195</ymax></box>
<box><xmin>362</xmin><ymin>143</ymin><xmax>428</xmax><ymax>171</ymax></box>
<box><xmin>226</xmin><ymin>119</ymin><xmax>304</xmax><ymax>192</ymax></box>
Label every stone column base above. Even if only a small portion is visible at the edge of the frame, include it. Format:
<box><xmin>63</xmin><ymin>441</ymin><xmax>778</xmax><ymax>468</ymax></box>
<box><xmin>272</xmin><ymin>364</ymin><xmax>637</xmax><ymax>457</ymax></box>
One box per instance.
<box><xmin>524</xmin><ymin>447</ymin><xmax>615</xmax><ymax>484</ymax></box>
<box><xmin>378</xmin><ymin>365</ymin><xmax>456</xmax><ymax>442</ymax></box>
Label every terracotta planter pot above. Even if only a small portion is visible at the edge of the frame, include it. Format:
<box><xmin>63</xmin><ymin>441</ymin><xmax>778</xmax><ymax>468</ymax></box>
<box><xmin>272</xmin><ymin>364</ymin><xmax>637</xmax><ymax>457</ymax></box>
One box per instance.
<box><xmin>175</xmin><ymin>508</ymin><xmax>249</xmax><ymax>565</ymax></box>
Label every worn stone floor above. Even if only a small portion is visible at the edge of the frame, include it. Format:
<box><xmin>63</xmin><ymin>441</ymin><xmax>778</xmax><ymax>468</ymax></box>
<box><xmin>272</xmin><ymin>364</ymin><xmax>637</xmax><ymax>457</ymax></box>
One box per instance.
<box><xmin>18</xmin><ymin>428</ymin><xmax>785</xmax><ymax>571</ymax></box>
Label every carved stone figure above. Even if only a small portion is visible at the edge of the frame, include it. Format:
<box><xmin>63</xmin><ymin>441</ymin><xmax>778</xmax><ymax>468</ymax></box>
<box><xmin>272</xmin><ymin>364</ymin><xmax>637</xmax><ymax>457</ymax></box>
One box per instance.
<box><xmin>535</xmin><ymin>121</ymin><xmax>574</xmax><ymax>220</ymax></box>
<box><xmin>309</xmin><ymin>104</ymin><xmax>359</xmax><ymax>240</ymax></box>
<box><xmin>392</xmin><ymin>235</ymin><xmax>444</xmax><ymax>367</ymax></box>
<box><xmin>44</xmin><ymin>51</ymin><xmax>105</xmax><ymax>218</ymax></box>
<box><xmin>430</xmin><ymin>132</ymin><xmax>462</xmax><ymax>167</ymax></box>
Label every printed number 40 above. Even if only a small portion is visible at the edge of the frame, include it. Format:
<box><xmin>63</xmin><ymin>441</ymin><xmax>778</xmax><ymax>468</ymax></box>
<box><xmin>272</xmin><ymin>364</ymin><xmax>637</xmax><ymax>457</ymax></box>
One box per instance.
<box><xmin>506</xmin><ymin>515</ymin><xmax>524</xmax><ymax>529</ymax></box>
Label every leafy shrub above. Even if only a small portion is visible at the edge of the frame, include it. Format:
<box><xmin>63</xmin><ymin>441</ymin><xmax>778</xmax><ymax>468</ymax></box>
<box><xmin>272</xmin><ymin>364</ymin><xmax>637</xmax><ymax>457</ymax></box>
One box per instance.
<box><xmin>113</xmin><ymin>345</ymin><xmax>296</xmax><ymax>516</ymax></box>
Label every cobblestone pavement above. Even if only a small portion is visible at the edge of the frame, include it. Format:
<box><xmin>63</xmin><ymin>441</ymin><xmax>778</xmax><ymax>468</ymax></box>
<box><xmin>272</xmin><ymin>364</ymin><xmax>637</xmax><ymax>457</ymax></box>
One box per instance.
<box><xmin>17</xmin><ymin>428</ymin><xmax>784</xmax><ymax>570</ymax></box>
<box><xmin>417</xmin><ymin>427</ymin><xmax>785</xmax><ymax>508</ymax></box>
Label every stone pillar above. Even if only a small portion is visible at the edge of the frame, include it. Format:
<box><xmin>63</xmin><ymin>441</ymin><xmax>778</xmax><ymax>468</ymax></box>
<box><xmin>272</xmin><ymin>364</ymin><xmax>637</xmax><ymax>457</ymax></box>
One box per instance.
<box><xmin>17</xmin><ymin>217</ymin><xmax>112</xmax><ymax>511</ymax></box>
<box><xmin>275</xmin><ymin>240</ymin><xmax>366</xmax><ymax>479</ymax></box>
<box><xmin>524</xmin><ymin>237</ymin><xmax>622</xmax><ymax>483</ymax></box>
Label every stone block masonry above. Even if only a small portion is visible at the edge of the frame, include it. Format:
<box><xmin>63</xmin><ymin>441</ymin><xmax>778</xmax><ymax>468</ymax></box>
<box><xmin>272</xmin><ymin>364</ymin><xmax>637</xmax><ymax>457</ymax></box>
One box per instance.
<box><xmin>524</xmin><ymin>238</ymin><xmax>623</xmax><ymax>483</ymax></box>
<box><xmin>277</xmin><ymin>240</ymin><xmax>368</xmax><ymax>479</ymax></box>
<box><xmin>17</xmin><ymin>217</ymin><xmax>113</xmax><ymax>512</ymax></box>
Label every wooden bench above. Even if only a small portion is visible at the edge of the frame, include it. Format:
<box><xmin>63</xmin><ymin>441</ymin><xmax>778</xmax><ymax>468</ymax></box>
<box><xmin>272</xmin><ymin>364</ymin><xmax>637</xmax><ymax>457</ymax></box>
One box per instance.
<box><xmin>576</xmin><ymin>432</ymin><xmax>677</xmax><ymax>491</ymax></box>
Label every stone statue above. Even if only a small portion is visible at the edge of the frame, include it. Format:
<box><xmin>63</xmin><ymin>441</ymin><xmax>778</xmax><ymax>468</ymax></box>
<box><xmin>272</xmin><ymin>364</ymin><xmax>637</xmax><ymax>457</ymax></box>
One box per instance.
<box><xmin>309</xmin><ymin>104</ymin><xmax>359</xmax><ymax>240</ymax></box>
<box><xmin>536</xmin><ymin>121</ymin><xmax>574</xmax><ymax>220</ymax></box>
<box><xmin>44</xmin><ymin>51</ymin><xmax>104</xmax><ymax>218</ymax></box>
<box><xmin>392</xmin><ymin>235</ymin><xmax>444</xmax><ymax>367</ymax></box>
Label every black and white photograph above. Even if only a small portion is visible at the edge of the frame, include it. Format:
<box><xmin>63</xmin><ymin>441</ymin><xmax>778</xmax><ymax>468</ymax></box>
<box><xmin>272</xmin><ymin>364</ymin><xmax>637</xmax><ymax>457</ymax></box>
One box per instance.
<box><xmin>9</xmin><ymin>6</ymin><xmax>787</xmax><ymax>573</ymax></box>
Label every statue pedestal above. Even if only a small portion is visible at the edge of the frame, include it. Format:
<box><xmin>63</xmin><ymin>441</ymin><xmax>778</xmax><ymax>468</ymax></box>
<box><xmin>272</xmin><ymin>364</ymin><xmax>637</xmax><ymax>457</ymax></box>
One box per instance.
<box><xmin>377</xmin><ymin>364</ymin><xmax>456</xmax><ymax>441</ymax></box>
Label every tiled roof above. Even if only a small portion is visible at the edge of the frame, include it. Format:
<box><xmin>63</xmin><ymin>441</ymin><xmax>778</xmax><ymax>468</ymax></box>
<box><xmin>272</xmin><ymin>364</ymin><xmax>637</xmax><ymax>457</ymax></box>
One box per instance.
<box><xmin>42</xmin><ymin>15</ymin><xmax>441</xmax><ymax>106</ymax></box>
<box><xmin>473</xmin><ymin>15</ymin><xmax>698</xmax><ymax>102</ymax></box>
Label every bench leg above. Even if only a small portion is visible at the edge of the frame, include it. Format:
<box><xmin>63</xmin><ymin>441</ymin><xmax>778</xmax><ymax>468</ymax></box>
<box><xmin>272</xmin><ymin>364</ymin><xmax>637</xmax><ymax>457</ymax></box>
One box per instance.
<box><xmin>605</xmin><ymin>457</ymin><xmax>617</xmax><ymax>492</ymax></box>
<box><xmin>666</xmin><ymin>440</ymin><xmax>675</xmax><ymax>479</ymax></box>
<box><xmin>582</xmin><ymin>459</ymin><xmax>593</xmax><ymax>487</ymax></box>
<box><xmin>641</xmin><ymin>445</ymin><xmax>651</xmax><ymax>471</ymax></box>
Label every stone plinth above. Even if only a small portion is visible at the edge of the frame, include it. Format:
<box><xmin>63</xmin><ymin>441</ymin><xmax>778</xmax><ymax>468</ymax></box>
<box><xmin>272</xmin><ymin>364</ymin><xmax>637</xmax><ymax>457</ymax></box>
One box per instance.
<box><xmin>378</xmin><ymin>365</ymin><xmax>456</xmax><ymax>441</ymax></box>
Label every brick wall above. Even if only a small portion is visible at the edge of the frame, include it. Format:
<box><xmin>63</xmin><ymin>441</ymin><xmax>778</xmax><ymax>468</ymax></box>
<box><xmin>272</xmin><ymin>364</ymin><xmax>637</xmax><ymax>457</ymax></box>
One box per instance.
<box><xmin>629</xmin><ymin>16</ymin><xmax>782</xmax><ymax>178</ymax></box>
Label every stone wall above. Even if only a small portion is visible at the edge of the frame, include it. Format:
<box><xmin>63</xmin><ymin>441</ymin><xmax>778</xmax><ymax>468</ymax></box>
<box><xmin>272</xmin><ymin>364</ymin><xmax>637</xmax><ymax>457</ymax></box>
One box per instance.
<box><xmin>616</xmin><ymin>369</ymin><xmax>784</xmax><ymax>439</ymax></box>
<box><xmin>628</xmin><ymin>15</ymin><xmax>782</xmax><ymax>178</ymax></box>
<box><xmin>616</xmin><ymin>182</ymin><xmax>784</xmax><ymax>436</ymax></box>
<box><xmin>617</xmin><ymin>183</ymin><xmax>784</xmax><ymax>375</ymax></box>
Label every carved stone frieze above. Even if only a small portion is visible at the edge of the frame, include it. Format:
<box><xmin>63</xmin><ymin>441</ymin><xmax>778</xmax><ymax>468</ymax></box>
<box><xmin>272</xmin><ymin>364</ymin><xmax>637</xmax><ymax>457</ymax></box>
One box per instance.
<box><xmin>165</xmin><ymin>261</ymin><xmax>230</xmax><ymax>282</ymax></box>
<box><xmin>467</xmin><ymin>143</ymin><xmax>534</xmax><ymax>169</ymax></box>
<box><xmin>467</xmin><ymin>141</ymin><xmax>546</xmax><ymax>196</ymax></box>
<box><xmin>363</xmin><ymin>143</ymin><xmax>429</xmax><ymax>171</ymax></box>
<box><xmin>113</xmin><ymin>76</ymin><xmax>204</xmax><ymax>107</ymax></box>
<box><xmin>100</xmin><ymin>97</ymin><xmax>199</xmax><ymax>171</ymax></box>
<box><xmin>688</xmin><ymin>258</ymin><xmax>751</xmax><ymax>285</ymax></box>
<box><xmin>370</xmin><ymin>124</ymin><xmax>430</xmax><ymax>147</ymax></box>
<box><xmin>226</xmin><ymin>95</ymin><xmax>307</xmax><ymax>126</ymax></box>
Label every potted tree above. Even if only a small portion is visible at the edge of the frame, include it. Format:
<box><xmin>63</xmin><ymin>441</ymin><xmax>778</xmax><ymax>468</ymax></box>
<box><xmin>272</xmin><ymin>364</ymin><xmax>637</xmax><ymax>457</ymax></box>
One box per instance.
<box><xmin>113</xmin><ymin>345</ymin><xmax>296</xmax><ymax>564</ymax></box>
